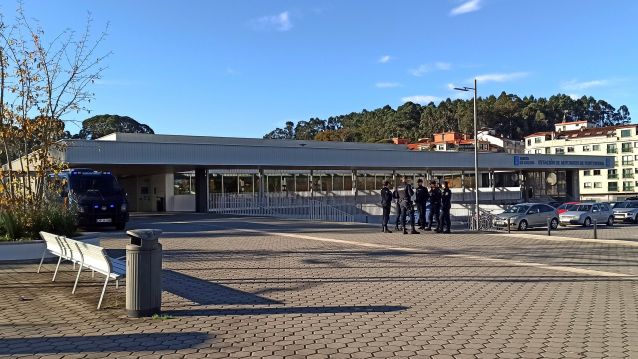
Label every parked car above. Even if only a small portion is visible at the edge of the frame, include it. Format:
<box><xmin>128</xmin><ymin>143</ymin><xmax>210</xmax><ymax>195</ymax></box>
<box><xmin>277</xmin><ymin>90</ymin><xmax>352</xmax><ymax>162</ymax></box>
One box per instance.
<box><xmin>612</xmin><ymin>200</ymin><xmax>638</xmax><ymax>223</ymax></box>
<box><xmin>556</xmin><ymin>201</ymin><xmax>578</xmax><ymax>215</ymax></box>
<box><xmin>492</xmin><ymin>203</ymin><xmax>559</xmax><ymax>231</ymax></box>
<box><xmin>559</xmin><ymin>202</ymin><xmax>614</xmax><ymax>227</ymax></box>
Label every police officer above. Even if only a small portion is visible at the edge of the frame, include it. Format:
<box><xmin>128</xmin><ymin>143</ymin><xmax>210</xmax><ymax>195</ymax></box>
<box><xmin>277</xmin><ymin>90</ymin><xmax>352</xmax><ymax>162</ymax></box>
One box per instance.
<box><xmin>380</xmin><ymin>181</ymin><xmax>393</xmax><ymax>233</ymax></box>
<box><xmin>394</xmin><ymin>176</ymin><xmax>419</xmax><ymax>234</ymax></box>
<box><xmin>414</xmin><ymin>178</ymin><xmax>429</xmax><ymax>230</ymax></box>
<box><xmin>425</xmin><ymin>180</ymin><xmax>441</xmax><ymax>231</ymax></box>
<box><xmin>438</xmin><ymin>181</ymin><xmax>452</xmax><ymax>233</ymax></box>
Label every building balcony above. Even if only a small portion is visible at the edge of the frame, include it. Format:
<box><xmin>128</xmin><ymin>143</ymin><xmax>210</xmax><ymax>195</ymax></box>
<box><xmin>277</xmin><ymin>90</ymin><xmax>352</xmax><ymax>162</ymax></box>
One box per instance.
<box><xmin>623</xmin><ymin>174</ymin><xmax>634</xmax><ymax>179</ymax></box>
<box><xmin>608</xmin><ymin>174</ymin><xmax>618</xmax><ymax>179</ymax></box>
<box><xmin>622</xmin><ymin>161</ymin><xmax>634</xmax><ymax>166</ymax></box>
<box><xmin>623</xmin><ymin>187</ymin><xmax>635</xmax><ymax>192</ymax></box>
<box><xmin>607</xmin><ymin>149</ymin><xmax>618</xmax><ymax>154</ymax></box>
<box><xmin>622</xmin><ymin>148</ymin><xmax>634</xmax><ymax>153</ymax></box>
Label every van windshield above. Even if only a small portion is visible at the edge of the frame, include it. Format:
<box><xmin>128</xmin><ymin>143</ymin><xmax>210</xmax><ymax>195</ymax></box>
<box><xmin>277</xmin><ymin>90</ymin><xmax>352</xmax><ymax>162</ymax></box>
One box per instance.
<box><xmin>69</xmin><ymin>175</ymin><xmax>121</xmax><ymax>195</ymax></box>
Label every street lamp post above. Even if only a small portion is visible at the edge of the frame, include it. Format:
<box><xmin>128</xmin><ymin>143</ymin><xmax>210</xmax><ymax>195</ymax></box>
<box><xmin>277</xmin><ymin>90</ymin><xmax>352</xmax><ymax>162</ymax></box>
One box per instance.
<box><xmin>454</xmin><ymin>79</ymin><xmax>480</xmax><ymax>229</ymax></box>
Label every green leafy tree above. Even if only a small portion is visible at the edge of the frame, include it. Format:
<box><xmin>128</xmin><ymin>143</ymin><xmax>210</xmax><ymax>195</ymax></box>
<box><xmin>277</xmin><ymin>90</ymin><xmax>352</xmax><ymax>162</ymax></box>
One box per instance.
<box><xmin>75</xmin><ymin>114</ymin><xmax>154</xmax><ymax>139</ymax></box>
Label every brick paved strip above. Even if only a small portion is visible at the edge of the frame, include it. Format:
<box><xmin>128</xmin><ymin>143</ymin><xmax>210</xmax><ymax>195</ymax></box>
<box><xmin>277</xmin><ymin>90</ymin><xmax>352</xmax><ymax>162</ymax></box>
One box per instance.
<box><xmin>491</xmin><ymin>232</ymin><xmax>638</xmax><ymax>247</ymax></box>
<box><xmin>234</xmin><ymin>227</ymin><xmax>634</xmax><ymax>279</ymax></box>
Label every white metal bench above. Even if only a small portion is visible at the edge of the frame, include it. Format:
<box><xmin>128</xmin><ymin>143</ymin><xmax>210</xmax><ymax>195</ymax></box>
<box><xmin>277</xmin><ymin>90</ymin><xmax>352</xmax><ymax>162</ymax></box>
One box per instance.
<box><xmin>38</xmin><ymin>231</ymin><xmax>126</xmax><ymax>309</ymax></box>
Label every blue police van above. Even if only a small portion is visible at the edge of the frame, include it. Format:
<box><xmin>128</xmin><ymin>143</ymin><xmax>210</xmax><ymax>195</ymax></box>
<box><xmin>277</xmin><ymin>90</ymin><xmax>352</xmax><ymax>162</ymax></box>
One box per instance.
<box><xmin>57</xmin><ymin>169</ymin><xmax>129</xmax><ymax>230</ymax></box>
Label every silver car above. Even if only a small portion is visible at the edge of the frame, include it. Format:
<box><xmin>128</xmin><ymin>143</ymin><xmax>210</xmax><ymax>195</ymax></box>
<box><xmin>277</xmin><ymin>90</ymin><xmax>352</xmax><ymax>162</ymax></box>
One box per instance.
<box><xmin>493</xmin><ymin>203</ymin><xmax>559</xmax><ymax>231</ymax></box>
<box><xmin>612</xmin><ymin>200</ymin><xmax>638</xmax><ymax>223</ymax></box>
<box><xmin>559</xmin><ymin>202</ymin><xmax>614</xmax><ymax>227</ymax></box>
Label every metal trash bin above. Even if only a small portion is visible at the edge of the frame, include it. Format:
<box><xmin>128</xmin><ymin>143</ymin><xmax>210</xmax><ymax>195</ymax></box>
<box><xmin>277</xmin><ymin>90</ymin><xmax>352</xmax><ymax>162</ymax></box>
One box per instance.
<box><xmin>126</xmin><ymin>229</ymin><xmax>163</xmax><ymax>317</ymax></box>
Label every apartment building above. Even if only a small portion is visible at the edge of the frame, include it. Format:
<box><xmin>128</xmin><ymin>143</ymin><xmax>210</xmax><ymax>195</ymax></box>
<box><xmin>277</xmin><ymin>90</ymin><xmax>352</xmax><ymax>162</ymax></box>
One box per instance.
<box><xmin>524</xmin><ymin>121</ymin><xmax>637</xmax><ymax>201</ymax></box>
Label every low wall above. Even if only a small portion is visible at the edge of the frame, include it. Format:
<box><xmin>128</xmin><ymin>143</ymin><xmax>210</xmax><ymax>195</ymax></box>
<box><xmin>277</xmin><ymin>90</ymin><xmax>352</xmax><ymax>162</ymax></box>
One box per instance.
<box><xmin>0</xmin><ymin>234</ymin><xmax>100</xmax><ymax>262</ymax></box>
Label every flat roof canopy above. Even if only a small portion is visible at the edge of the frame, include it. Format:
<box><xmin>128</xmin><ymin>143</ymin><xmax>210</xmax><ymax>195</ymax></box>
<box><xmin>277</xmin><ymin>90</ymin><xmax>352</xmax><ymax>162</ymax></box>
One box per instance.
<box><xmin>55</xmin><ymin>133</ymin><xmax>614</xmax><ymax>174</ymax></box>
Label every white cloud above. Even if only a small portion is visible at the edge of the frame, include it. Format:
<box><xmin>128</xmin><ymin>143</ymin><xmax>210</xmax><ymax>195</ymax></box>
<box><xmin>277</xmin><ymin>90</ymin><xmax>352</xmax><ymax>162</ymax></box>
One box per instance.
<box><xmin>567</xmin><ymin>94</ymin><xmax>581</xmax><ymax>100</ymax></box>
<box><xmin>401</xmin><ymin>95</ymin><xmax>441</xmax><ymax>104</ymax></box>
<box><xmin>560</xmin><ymin>79</ymin><xmax>609</xmax><ymax>91</ymax></box>
<box><xmin>253</xmin><ymin>11</ymin><xmax>293</xmax><ymax>32</ymax></box>
<box><xmin>375</xmin><ymin>82</ymin><xmax>401</xmax><ymax>88</ymax></box>
<box><xmin>409</xmin><ymin>62</ymin><xmax>452</xmax><ymax>76</ymax></box>
<box><xmin>378</xmin><ymin>55</ymin><xmax>393</xmax><ymax>64</ymax></box>
<box><xmin>473</xmin><ymin>72</ymin><xmax>528</xmax><ymax>83</ymax></box>
<box><xmin>450</xmin><ymin>0</ymin><xmax>482</xmax><ymax>16</ymax></box>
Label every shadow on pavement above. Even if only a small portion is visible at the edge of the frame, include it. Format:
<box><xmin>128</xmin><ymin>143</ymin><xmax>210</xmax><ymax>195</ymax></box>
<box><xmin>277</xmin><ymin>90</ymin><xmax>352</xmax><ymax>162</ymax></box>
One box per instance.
<box><xmin>165</xmin><ymin>305</ymin><xmax>408</xmax><ymax>317</ymax></box>
<box><xmin>162</xmin><ymin>269</ymin><xmax>281</xmax><ymax>305</ymax></box>
<box><xmin>0</xmin><ymin>332</ymin><xmax>210</xmax><ymax>355</ymax></box>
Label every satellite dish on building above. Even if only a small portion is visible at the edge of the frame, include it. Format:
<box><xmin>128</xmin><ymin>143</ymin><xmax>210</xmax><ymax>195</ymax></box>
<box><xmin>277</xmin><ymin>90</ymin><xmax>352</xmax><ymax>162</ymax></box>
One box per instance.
<box><xmin>546</xmin><ymin>173</ymin><xmax>557</xmax><ymax>186</ymax></box>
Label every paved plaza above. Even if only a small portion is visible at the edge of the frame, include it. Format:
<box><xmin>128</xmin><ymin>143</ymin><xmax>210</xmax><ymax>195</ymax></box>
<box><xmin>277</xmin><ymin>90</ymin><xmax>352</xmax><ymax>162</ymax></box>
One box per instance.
<box><xmin>1</xmin><ymin>214</ymin><xmax>637</xmax><ymax>359</ymax></box>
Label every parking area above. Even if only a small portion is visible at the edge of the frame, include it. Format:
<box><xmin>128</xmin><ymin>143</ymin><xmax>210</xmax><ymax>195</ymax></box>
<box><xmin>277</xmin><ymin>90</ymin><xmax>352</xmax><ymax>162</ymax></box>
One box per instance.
<box><xmin>1</xmin><ymin>213</ymin><xmax>637</xmax><ymax>359</ymax></box>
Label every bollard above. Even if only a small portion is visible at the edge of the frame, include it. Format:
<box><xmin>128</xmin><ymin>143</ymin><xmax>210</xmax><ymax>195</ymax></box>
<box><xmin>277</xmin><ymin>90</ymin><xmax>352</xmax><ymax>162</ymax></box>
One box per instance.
<box><xmin>547</xmin><ymin>218</ymin><xmax>552</xmax><ymax>236</ymax></box>
<box><xmin>507</xmin><ymin>217</ymin><xmax>511</xmax><ymax>234</ymax></box>
<box><xmin>593</xmin><ymin>219</ymin><xmax>598</xmax><ymax>239</ymax></box>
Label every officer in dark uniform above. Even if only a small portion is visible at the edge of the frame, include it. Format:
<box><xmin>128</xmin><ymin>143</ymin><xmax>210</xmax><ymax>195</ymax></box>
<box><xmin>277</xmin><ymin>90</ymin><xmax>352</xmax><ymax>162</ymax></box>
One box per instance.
<box><xmin>380</xmin><ymin>181</ymin><xmax>393</xmax><ymax>233</ymax></box>
<box><xmin>425</xmin><ymin>180</ymin><xmax>441</xmax><ymax>231</ymax></box>
<box><xmin>394</xmin><ymin>184</ymin><xmax>401</xmax><ymax>231</ymax></box>
<box><xmin>395</xmin><ymin>176</ymin><xmax>419</xmax><ymax>234</ymax></box>
<box><xmin>414</xmin><ymin>178</ymin><xmax>429</xmax><ymax>230</ymax></box>
<box><xmin>438</xmin><ymin>181</ymin><xmax>452</xmax><ymax>233</ymax></box>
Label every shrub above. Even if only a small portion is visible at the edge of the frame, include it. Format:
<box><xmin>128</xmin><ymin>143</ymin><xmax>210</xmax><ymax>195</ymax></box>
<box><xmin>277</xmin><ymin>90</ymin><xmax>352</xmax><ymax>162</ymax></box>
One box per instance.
<box><xmin>0</xmin><ymin>202</ymin><xmax>77</xmax><ymax>241</ymax></box>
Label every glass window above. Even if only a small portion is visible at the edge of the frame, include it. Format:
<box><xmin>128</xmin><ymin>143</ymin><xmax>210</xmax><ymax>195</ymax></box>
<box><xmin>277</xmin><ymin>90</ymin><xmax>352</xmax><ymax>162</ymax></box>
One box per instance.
<box><xmin>267</xmin><ymin>175</ymin><xmax>282</xmax><ymax>192</ymax></box>
<box><xmin>295</xmin><ymin>174</ymin><xmax>309</xmax><ymax>192</ymax></box>
<box><xmin>594</xmin><ymin>182</ymin><xmax>602</xmax><ymax>188</ymax></box>
<box><xmin>608</xmin><ymin>182</ymin><xmax>618</xmax><ymax>191</ymax></box>
<box><xmin>583</xmin><ymin>170</ymin><xmax>591</xmax><ymax>176</ymax></box>
<box><xmin>174</xmin><ymin>172</ymin><xmax>195</xmax><ymax>195</ymax></box>
<box><xmin>622</xmin><ymin>142</ymin><xmax>633</xmax><ymax>152</ymax></box>
<box><xmin>592</xmin><ymin>145</ymin><xmax>600</xmax><ymax>151</ymax></box>
<box><xmin>621</xmin><ymin>129</ymin><xmax>632</xmax><ymax>137</ymax></box>
<box><xmin>584</xmin><ymin>182</ymin><xmax>592</xmax><ymax>188</ymax></box>
<box><xmin>567</xmin><ymin>146</ymin><xmax>575</xmax><ymax>153</ymax></box>
<box><xmin>534</xmin><ymin>137</ymin><xmax>541</xmax><ymax>143</ymax></box>
<box><xmin>535</xmin><ymin>149</ymin><xmax>542</xmax><ymax>154</ymax></box>
<box><xmin>209</xmin><ymin>174</ymin><xmax>222</xmax><ymax>193</ymax></box>
<box><xmin>555</xmin><ymin>148</ymin><xmax>565</xmax><ymax>154</ymax></box>
<box><xmin>239</xmin><ymin>175</ymin><xmax>254</xmax><ymax>193</ymax></box>
<box><xmin>344</xmin><ymin>175</ymin><xmax>353</xmax><ymax>191</ymax></box>
<box><xmin>607</xmin><ymin>144</ymin><xmax>617</xmax><ymax>153</ymax></box>
<box><xmin>593</xmin><ymin>170</ymin><xmax>601</xmax><ymax>175</ymax></box>
<box><xmin>582</xmin><ymin>145</ymin><xmax>590</xmax><ymax>152</ymax></box>
<box><xmin>545</xmin><ymin>148</ymin><xmax>551</xmax><ymax>154</ymax></box>
<box><xmin>222</xmin><ymin>175</ymin><xmax>238</xmax><ymax>194</ymax></box>
<box><xmin>282</xmin><ymin>175</ymin><xmax>294</xmax><ymax>193</ymax></box>
<box><xmin>321</xmin><ymin>175</ymin><xmax>333</xmax><ymax>192</ymax></box>
<box><xmin>364</xmin><ymin>175</ymin><xmax>375</xmax><ymax>191</ymax></box>
<box><xmin>527</xmin><ymin>139</ymin><xmax>531</xmax><ymax>146</ymax></box>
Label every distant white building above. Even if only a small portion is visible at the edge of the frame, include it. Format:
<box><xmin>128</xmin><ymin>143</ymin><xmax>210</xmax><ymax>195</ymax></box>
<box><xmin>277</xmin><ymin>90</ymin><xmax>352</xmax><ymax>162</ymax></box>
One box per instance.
<box><xmin>477</xmin><ymin>129</ymin><xmax>524</xmax><ymax>154</ymax></box>
<box><xmin>524</xmin><ymin>121</ymin><xmax>637</xmax><ymax>201</ymax></box>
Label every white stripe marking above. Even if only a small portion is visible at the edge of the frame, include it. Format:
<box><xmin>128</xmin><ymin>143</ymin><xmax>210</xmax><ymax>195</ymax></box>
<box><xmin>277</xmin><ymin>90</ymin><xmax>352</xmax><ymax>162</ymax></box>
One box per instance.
<box><xmin>490</xmin><ymin>232</ymin><xmax>638</xmax><ymax>247</ymax></box>
<box><xmin>234</xmin><ymin>227</ymin><xmax>632</xmax><ymax>278</ymax></box>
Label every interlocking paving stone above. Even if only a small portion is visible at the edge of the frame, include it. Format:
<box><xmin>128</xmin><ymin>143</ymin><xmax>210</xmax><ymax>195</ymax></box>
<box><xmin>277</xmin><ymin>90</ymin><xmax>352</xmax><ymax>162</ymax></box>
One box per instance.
<box><xmin>0</xmin><ymin>213</ymin><xmax>637</xmax><ymax>358</ymax></box>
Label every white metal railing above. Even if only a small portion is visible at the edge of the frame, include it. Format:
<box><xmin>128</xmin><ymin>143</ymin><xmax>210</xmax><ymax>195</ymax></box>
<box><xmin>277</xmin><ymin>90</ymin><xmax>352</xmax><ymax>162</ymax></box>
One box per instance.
<box><xmin>208</xmin><ymin>193</ymin><xmax>357</xmax><ymax>223</ymax></box>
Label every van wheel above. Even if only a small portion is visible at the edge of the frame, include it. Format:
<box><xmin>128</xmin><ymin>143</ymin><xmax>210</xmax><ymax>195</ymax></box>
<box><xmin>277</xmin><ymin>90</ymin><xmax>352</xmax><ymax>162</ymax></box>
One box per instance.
<box><xmin>583</xmin><ymin>217</ymin><xmax>591</xmax><ymax>227</ymax></box>
<box><xmin>550</xmin><ymin>218</ymin><xmax>559</xmax><ymax>230</ymax></box>
<box><xmin>607</xmin><ymin>216</ymin><xmax>614</xmax><ymax>226</ymax></box>
<box><xmin>518</xmin><ymin>220</ymin><xmax>528</xmax><ymax>231</ymax></box>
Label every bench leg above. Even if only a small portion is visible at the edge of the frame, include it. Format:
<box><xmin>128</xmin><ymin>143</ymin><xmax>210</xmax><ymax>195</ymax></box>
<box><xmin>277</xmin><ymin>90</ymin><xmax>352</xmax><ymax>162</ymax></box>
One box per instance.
<box><xmin>97</xmin><ymin>276</ymin><xmax>109</xmax><ymax>310</ymax></box>
<box><xmin>37</xmin><ymin>250</ymin><xmax>47</xmax><ymax>273</ymax></box>
<box><xmin>52</xmin><ymin>256</ymin><xmax>63</xmax><ymax>282</ymax></box>
<box><xmin>72</xmin><ymin>265</ymin><xmax>83</xmax><ymax>294</ymax></box>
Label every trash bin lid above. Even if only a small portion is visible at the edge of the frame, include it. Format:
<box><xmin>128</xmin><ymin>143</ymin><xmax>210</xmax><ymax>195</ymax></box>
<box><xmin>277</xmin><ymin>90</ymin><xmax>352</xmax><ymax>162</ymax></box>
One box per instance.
<box><xmin>126</xmin><ymin>229</ymin><xmax>163</xmax><ymax>241</ymax></box>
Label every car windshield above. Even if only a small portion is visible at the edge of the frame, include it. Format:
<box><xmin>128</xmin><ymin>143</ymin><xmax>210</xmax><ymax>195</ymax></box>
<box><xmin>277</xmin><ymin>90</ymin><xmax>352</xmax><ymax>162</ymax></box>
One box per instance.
<box><xmin>571</xmin><ymin>204</ymin><xmax>592</xmax><ymax>212</ymax></box>
<box><xmin>504</xmin><ymin>205</ymin><xmax>529</xmax><ymax>214</ymax></box>
<box><xmin>616</xmin><ymin>202</ymin><xmax>638</xmax><ymax>209</ymax></box>
<box><xmin>557</xmin><ymin>203</ymin><xmax>571</xmax><ymax>210</ymax></box>
<box><xmin>69</xmin><ymin>175</ymin><xmax>121</xmax><ymax>195</ymax></box>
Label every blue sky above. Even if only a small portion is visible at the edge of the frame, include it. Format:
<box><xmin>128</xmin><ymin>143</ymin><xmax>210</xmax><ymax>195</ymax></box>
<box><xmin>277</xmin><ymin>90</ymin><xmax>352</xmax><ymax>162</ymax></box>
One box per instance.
<box><xmin>7</xmin><ymin>0</ymin><xmax>638</xmax><ymax>137</ymax></box>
